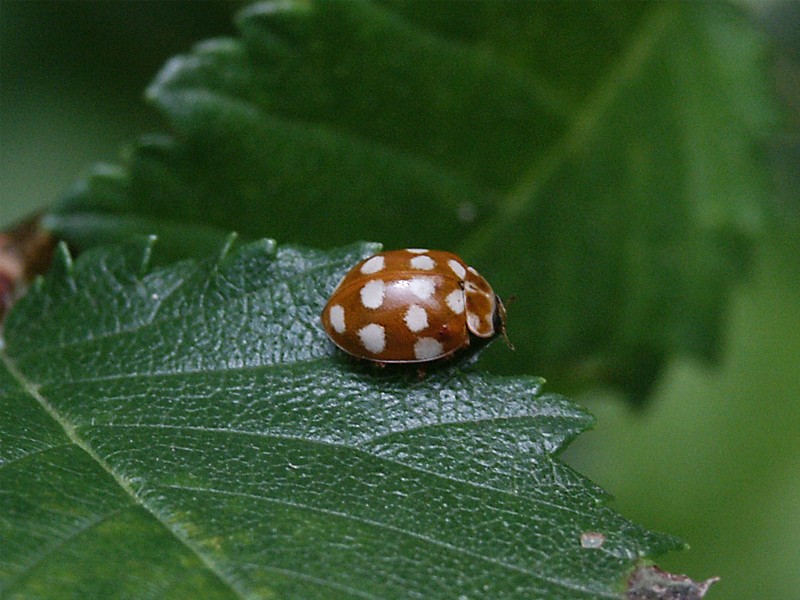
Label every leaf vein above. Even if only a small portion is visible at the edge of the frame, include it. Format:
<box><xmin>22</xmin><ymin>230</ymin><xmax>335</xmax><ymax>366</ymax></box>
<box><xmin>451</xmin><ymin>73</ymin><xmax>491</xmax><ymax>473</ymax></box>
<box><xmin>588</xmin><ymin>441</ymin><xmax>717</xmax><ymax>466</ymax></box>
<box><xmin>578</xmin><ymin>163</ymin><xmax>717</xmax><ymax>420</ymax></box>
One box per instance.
<box><xmin>165</xmin><ymin>484</ymin><xmax>614</xmax><ymax>598</ymax></box>
<box><xmin>11</xmin><ymin>254</ymin><xmax>352</xmax><ymax>363</ymax></box>
<box><xmin>36</xmin><ymin>354</ymin><xmax>333</xmax><ymax>387</ymax></box>
<box><xmin>2</xmin><ymin>506</ymin><xmax>129</xmax><ymax>595</ymax></box>
<box><xmin>0</xmin><ymin>351</ymin><xmax>250</xmax><ymax>600</ymax></box>
<box><xmin>0</xmin><ymin>442</ymin><xmax>74</xmax><ymax>472</ymax></box>
<box><xmin>91</xmin><ymin>423</ymin><xmax>590</xmax><ymax>518</ymax></box>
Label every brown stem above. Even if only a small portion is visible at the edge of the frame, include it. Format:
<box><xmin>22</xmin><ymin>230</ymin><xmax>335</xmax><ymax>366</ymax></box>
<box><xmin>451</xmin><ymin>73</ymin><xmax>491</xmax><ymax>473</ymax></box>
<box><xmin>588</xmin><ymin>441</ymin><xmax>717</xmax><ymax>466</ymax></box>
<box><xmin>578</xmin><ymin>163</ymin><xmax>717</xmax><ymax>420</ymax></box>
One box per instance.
<box><xmin>0</xmin><ymin>213</ymin><xmax>57</xmax><ymax>321</ymax></box>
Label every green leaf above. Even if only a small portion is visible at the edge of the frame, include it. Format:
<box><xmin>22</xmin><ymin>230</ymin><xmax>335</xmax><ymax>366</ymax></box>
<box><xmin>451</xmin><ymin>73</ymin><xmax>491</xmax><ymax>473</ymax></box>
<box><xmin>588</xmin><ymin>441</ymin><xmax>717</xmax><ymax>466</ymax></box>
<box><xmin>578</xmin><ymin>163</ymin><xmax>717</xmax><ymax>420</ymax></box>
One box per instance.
<box><xmin>0</xmin><ymin>239</ymin><xmax>681</xmax><ymax>599</ymax></box>
<box><xmin>44</xmin><ymin>0</ymin><xmax>777</xmax><ymax>400</ymax></box>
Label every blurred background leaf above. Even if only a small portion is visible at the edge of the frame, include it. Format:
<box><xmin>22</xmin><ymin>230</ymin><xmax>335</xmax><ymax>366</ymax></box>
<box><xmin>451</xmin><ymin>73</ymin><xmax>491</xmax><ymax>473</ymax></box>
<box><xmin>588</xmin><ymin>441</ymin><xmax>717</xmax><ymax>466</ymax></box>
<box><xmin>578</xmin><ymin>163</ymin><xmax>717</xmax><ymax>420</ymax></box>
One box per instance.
<box><xmin>565</xmin><ymin>227</ymin><xmax>800</xmax><ymax>600</ymax></box>
<box><xmin>2</xmin><ymin>1</ymin><xmax>798</xmax><ymax>598</ymax></box>
<box><xmin>13</xmin><ymin>0</ymin><xmax>777</xmax><ymax>403</ymax></box>
<box><xmin>0</xmin><ymin>0</ymin><xmax>244</xmax><ymax>227</ymax></box>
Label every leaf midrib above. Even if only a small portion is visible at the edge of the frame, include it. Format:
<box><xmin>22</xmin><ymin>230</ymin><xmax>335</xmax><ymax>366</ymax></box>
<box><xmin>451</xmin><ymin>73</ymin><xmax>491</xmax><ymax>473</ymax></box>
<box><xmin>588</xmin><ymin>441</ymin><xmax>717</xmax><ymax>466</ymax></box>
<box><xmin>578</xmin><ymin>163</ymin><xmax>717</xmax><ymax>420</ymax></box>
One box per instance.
<box><xmin>459</xmin><ymin>2</ymin><xmax>678</xmax><ymax>258</ymax></box>
<box><xmin>0</xmin><ymin>350</ymin><xmax>249</xmax><ymax>600</ymax></box>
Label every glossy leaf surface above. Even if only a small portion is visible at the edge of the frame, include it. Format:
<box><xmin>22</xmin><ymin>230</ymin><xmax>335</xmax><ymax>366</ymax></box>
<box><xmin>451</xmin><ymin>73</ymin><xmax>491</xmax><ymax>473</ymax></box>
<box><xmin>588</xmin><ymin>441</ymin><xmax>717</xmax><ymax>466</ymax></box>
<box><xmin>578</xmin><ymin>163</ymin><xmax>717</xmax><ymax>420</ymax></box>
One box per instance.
<box><xmin>0</xmin><ymin>239</ymin><xmax>681</xmax><ymax>599</ymax></box>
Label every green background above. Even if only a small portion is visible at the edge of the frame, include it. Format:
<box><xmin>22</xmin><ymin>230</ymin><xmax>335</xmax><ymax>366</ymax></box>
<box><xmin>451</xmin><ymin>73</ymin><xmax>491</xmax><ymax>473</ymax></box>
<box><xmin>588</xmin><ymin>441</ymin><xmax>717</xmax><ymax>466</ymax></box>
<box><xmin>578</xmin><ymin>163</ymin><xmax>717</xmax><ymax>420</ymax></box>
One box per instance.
<box><xmin>2</xmin><ymin>2</ymin><xmax>798</xmax><ymax>598</ymax></box>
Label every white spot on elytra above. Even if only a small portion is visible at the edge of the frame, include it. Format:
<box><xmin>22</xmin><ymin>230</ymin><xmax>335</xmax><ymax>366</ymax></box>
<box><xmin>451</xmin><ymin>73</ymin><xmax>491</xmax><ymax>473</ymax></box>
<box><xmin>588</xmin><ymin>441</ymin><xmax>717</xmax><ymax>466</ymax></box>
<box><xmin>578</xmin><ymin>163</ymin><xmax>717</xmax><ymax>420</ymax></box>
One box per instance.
<box><xmin>358</xmin><ymin>323</ymin><xmax>386</xmax><ymax>354</ymax></box>
<box><xmin>360</xmin><ymin>280</ymin><xmax>385</xmax><ymax>309</ymax></box>
<box><xmin>448</xmin><ymin>259</ymin><xmax>466</xmax><ymax>279</ymax></box>
<box><xmin>404</xmin><ymin>304</ymin><xmax>428</xmax><ymax>332</ymax></box>
<box><xmin>414</xmin><ymin>337</ymin><xmax>444</xmax><ymax>360</ymax></box>
<box><xmin>360</xmin><ymin>255</ymin><xmax>384</xmax><ymax>274</ymax></box>
<box><xmin>410</xmin><ymin>255</ymin><xmax>435</xmax><ymax>270</ymax></box>
<box><xmin>407</xmin><ymin>277</ymin><xmax>435</xmax><ymax>301</ymax></box>
<box><xmin>446</xmin><ymin>289</ymin><xmax>465</xmax><ymax>314</ymax></box>
<box><xmin>329</xmin><ymin>305</ymin><xmax>346</xmax><ymax>333</ymax></box>
<box><xmin>406</xmin><ymin>248</ymin><xmax>428</xmax><ymax>254</ymax></box>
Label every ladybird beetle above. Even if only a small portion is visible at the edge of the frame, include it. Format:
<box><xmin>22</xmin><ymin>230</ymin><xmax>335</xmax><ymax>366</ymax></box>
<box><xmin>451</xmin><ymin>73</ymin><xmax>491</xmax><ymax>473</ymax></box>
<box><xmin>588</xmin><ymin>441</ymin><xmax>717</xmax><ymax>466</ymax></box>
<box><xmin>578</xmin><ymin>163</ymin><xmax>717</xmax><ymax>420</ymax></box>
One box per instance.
<box><xmin>321</xmin><ymin>248</ymin><xmax>507</xmax><ymax>363</ymax></box>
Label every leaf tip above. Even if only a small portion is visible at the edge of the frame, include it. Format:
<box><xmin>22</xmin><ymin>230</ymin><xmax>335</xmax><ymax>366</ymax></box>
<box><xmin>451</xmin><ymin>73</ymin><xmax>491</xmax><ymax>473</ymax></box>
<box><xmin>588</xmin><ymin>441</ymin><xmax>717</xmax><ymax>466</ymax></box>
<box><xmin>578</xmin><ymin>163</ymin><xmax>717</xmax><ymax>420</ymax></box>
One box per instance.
<box><xmin>50</xmin><ymin>242</ymin><xmax>75</xmax><ymax>282</ymax></box>
<box><xmin>138</xmin><ymin>234</ymin><xmax>159</xmax><ymax>275</ymax></box>
<box><xmin>218</xmin><ymin>232</ymin><xmax>240</xmax><ymax>260</ymax></box>
<box><xmin>254</xmin><ymin>237</ymin><xmax>278</xmax><ymax>257</ymax></box>
<box><xmin>237</xmin><ymin>0</ymin><xmax>308</xmax><ymax>24</ymax></box>
<box><xmin>215</xmin><ymin>235</ymin><xmax>277</xmax><ymax>270</ymax></box>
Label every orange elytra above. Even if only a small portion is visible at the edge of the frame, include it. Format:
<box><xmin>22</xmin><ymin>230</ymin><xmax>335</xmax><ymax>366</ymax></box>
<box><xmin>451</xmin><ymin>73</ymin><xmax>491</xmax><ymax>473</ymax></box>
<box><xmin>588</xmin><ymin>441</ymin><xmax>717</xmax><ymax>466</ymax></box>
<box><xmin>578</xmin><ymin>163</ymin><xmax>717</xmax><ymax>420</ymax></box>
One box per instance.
<box><xmin>322</xmin><ymin>248</ymin><xmax>507</xmax><ymax>363</ymax></box>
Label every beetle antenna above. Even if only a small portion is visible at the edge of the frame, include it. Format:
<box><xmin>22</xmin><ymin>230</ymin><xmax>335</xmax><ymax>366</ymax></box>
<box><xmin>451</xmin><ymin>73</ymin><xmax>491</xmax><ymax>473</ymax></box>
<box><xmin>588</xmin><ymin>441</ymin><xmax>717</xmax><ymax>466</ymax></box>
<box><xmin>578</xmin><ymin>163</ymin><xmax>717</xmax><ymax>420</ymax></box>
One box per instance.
<box><xmin>495</xmin><ymin>295</ymin><xmax>514</xmax><ymax>350</ymax></box>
